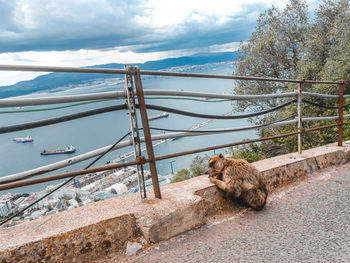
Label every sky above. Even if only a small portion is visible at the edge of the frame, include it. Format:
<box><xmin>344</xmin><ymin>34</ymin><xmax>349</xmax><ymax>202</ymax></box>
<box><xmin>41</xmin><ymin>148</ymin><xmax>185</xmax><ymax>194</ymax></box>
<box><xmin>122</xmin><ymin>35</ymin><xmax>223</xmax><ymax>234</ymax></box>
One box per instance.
<box><xmin>0</xmin><ymin>0</ymin><xmax>315</xmax><ymax>85</ymax></box>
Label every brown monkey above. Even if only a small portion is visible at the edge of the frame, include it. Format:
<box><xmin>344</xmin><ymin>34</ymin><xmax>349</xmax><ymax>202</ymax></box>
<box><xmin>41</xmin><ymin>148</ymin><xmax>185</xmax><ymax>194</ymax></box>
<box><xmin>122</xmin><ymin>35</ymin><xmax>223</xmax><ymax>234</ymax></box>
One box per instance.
<box><xmin>208</xmin><ymin>154</ymin><xmax>268</xmax><ymax>210</ymax></box>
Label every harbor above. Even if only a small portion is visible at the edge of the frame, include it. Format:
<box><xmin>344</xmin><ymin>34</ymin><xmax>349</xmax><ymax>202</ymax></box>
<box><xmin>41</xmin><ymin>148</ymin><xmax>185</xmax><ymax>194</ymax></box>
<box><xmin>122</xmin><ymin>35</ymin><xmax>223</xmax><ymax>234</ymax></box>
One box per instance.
<box><xmin>0</xmin><ymin>62</ymin><xmax>256</xmax><ymax>196</ymax></box>
<box><xmin>0</xmin><ymin>105</ymin><xmax>237</xmax><ymax>225</ymax></box>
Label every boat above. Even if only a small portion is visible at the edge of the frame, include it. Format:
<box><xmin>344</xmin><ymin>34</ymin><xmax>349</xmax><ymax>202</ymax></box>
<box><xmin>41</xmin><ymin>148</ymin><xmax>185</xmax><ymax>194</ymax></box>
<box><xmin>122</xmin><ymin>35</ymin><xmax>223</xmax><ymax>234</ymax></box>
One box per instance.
<box><xmin>12</xmin><ymin>135</ymin><xmax>33</xmax><ymax>143</ymax></box>
<box><xmin>40</xmin><ymin>145</ymin><xmax>76</xmax><ymax>155</ymax></box>
<box><xmin>148</xmin><ymin>112</ymin><xmax>169</xmax><ymax>121</ymax></box>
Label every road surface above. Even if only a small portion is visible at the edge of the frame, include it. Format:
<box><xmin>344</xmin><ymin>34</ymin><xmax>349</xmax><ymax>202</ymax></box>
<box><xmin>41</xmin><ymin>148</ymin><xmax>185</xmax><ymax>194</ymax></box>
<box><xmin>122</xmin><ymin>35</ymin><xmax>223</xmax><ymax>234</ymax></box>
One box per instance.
<box><xmin>114</xmin><ymin>162</ymin><xmax>350</xmax><ymax>262</ymax></box>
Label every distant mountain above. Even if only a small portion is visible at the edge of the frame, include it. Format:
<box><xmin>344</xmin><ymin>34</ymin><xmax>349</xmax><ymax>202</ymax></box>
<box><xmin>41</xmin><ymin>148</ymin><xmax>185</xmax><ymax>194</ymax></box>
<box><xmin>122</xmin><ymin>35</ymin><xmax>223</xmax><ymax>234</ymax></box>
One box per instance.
<box><xmin>0</xmin><ymin>52</ymin><xmax>237</xmax><ymax>98</ymax></box>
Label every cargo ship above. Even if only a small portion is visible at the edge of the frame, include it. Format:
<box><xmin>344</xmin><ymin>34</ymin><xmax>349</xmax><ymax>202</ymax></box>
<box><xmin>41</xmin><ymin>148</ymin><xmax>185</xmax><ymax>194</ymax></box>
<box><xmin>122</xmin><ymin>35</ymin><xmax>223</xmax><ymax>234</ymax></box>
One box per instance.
<box><xmin>40</xmin><ymin>145</ymin><xmax>76</xmax><ymax>155</ymax></box>
<box><xmin>12</xmin><ymin>135</ymin><xmax>33</xmax><ymax>143</ymax></box>
<box><xmin>148</xmin><ymin>112</ymin><xmax>169</xmax><ymax>121</ymax></box>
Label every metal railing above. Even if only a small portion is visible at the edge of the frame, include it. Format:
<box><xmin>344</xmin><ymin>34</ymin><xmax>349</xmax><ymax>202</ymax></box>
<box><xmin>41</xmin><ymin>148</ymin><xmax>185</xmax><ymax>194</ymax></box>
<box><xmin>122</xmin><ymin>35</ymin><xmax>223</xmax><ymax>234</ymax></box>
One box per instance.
<box><xmin>0</xmin><ymin>64</ymin><xmax>348</xmax><ymax>200</ymax></box>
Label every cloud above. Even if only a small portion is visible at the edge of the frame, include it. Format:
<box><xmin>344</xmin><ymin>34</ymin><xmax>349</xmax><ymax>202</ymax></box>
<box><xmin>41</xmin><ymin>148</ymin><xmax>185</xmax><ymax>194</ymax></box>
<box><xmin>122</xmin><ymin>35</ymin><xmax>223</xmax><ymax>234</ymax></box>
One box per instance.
<box><xmin>1</xmin><ymin>0</ymin><xmax>318</xmax><ymax>85</ymax></box>
<box><xmin>0</xmin><ymin>41</ymin><xmax>240</xmax><ymax>85</ymax></box>
<box><xmin>0</xmin><ymin>0</ymin><xmax>281</xmax><ymax>53</ymax></box>
<box><xmin>0</xmin><ymin>0</ymin><xmax>151</xmax><ymax>51</ymax></box>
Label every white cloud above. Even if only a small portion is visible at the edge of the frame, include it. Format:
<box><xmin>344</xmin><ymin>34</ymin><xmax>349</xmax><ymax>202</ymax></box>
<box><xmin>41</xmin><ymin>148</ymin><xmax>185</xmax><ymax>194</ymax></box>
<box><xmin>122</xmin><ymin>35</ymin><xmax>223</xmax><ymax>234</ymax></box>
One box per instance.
<box><xmin>0</xmin><ymin>0</ymin><xmax>318</xmax><ymax>85</ymax></box>
<box><xmin>209</xmin><ymin>42</ymin><xmax>241</xmax><ymax>52</ymax></box>
<box><xmin>0</xmin><ymin>0</ymin><xmax>291</xmax><ymax>52</ymax></box>
<box><xmin>0</xmin><ymin>41</ymin><xmax>240</xmax><ymax>85</ymax></box>
<box><xmin>140</xmin><ymin>0</ymin><xmax>287</xmax><ymax>27</ymax></box>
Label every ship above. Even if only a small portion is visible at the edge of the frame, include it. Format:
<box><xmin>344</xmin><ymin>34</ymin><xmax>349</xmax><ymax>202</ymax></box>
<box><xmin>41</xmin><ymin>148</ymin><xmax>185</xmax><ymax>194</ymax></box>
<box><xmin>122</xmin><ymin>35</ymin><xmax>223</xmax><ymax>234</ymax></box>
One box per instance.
<box><xmin>40</xmin><ymin>145</ymin><xmax>76</xmax><ymax>155</ymax></box>
<box><xmin>148</xmin><ymin>112</ymin><xmax>169</xmax><ymax>121</ymax></box>
<box><xmin>12</xmin><ymin>135</ymin><xmax>33</xmax><ymax>143</ymax></box>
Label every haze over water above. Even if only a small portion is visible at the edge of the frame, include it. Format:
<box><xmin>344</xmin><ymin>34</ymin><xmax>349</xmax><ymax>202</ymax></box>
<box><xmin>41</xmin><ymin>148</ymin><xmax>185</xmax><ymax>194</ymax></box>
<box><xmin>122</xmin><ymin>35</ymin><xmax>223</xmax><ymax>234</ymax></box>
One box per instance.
<box><xmin>0</xmin><ymin>62</ymin><xmax>257</xmax><ymax>195</ymax></box>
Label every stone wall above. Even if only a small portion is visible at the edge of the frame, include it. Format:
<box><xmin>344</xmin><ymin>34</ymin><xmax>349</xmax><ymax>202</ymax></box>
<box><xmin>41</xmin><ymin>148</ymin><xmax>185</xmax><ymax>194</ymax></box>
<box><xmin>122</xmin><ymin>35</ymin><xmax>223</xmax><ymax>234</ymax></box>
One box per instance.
<box><xmin>1</xmin><ymin>141</ymin><xmax>350</xmax><ymax>262</ymax></box>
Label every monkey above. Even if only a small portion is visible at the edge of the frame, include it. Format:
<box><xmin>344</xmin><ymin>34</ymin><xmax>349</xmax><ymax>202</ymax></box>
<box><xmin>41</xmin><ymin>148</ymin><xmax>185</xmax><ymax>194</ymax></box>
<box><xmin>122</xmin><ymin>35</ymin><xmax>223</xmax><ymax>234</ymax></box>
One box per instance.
<box><xmin>208</xmin><ymin>154</ymin><xmax>268</xmax><ymax>210</ymax></box>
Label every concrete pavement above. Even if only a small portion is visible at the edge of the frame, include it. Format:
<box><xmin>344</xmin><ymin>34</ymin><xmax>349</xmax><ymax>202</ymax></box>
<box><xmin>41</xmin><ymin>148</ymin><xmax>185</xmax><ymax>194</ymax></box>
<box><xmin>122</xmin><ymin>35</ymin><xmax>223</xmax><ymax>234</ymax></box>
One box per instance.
<box><xmin>2</xmin><ymin>141</ymin><xmax>350</xmax><ymax>262</ymax></box>
<box><xmin>116</xmin><ymin>163</ymin><xmax>350</xmax><ymax>263</ymax></box>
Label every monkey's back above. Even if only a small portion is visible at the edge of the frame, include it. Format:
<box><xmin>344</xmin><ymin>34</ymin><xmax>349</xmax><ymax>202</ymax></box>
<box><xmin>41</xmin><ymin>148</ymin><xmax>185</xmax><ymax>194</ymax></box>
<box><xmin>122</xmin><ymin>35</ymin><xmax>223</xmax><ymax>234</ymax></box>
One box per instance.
<box><xmin>223</xmin><ymin>158</ymin><xmax>268</xmax><ymax>210</ymax></box>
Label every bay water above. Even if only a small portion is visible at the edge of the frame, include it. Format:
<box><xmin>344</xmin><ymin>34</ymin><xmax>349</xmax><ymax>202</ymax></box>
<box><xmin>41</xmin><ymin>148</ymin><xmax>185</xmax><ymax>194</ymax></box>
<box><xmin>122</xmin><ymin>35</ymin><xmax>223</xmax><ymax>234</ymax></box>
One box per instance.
<box><xmin>0</xmin><ymin>62</ymin><xmax>258</xmax><ymax>195</ymax></box>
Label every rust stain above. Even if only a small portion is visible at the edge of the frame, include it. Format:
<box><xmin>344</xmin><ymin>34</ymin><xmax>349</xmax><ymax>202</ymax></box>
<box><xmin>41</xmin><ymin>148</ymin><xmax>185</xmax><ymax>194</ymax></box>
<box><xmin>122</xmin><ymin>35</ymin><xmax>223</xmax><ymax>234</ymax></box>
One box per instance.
<box><xmin>144</xmin><ymin>242</ymin><xmax>151</xmax><ymax>248</ymax></box>
<box><xmin>143</xmin><ymin>199</ymin><xmax>160</xmax><ymax>205</ymax></box>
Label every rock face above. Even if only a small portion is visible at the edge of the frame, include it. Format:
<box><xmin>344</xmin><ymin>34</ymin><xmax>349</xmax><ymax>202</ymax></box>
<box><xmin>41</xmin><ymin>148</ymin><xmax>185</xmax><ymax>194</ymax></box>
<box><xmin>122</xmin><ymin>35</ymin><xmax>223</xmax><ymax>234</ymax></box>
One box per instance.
<box><xmin>0</xmin><ymin>214</ymin><xmax>137</xmax><ymax>263</ymax></box>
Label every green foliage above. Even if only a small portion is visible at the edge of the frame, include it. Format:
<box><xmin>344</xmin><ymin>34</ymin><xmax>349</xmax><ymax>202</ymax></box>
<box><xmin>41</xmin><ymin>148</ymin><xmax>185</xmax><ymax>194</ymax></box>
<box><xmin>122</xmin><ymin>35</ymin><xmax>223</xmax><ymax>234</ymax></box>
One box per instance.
<box><xmin>233</xmin><ymin>0</ymin><xmax>350</xmax><ymax>157</ymax></box>
<box><xmin>227</xmin><ymin>144</ymin><xmax>265</xmax><ymax>163</ymax></box>
<box><xmin>189</xmin><ymin>155</ymin><xmax>210</xmax><ymax>177</ymax></box>
<box><xmin>172</xmin><ymin>1</ymin><xmax>350</xmax><ymax>183</ymax></box>
<box><xmin>234</xmin><ymin>0</ymin><xmax>308</xmax><ymax>113</ymax></box>
<box><xmin>171</xmin><ymin>169</ymin><xmax>191</xmax><ymax>183</ymax></box>
<box><xmin>171</xmin><ymin>155</ymin><xmax>210</xmax><ymax>183</ymax></box>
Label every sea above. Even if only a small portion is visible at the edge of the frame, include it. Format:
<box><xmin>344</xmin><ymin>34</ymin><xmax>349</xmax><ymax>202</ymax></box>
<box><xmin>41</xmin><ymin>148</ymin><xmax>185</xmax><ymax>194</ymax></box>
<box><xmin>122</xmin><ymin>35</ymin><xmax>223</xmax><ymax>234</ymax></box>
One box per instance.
<box><xmin>0</xmin><ymin>62</ymin><xmax>258</xmax><ymax>195</ymax></box>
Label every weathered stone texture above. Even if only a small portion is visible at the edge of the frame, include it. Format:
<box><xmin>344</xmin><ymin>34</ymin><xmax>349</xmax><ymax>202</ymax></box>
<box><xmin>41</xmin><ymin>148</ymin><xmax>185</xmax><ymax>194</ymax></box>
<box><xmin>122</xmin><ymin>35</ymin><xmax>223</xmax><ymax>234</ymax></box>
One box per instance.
<box><xmin>1</xmin><ymin>140</ymin><xmax>350</xmax><ymax>262</ymax></box>
<box><xmin>0</xmin><ymin>214</ymin><xmax>136</xmax><ymax>263</ymax></box>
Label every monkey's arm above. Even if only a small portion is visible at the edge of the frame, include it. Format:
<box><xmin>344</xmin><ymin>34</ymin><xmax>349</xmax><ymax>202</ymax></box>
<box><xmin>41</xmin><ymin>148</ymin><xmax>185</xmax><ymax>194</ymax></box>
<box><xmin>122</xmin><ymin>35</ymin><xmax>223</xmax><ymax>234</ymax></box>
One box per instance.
<box><xmin>242</xmin><ymin>181</ymin><xmax>254</xmax><ymax>191</ymax></box>
<box><xmin>209</xmin><ymin>177</ymin><xmax>241</xmax><ymax>197</ymax></box>
<box><xmin>208</xmin><ymin>170</ymin><xmax>223</xmax><ymax>180</ymax></box>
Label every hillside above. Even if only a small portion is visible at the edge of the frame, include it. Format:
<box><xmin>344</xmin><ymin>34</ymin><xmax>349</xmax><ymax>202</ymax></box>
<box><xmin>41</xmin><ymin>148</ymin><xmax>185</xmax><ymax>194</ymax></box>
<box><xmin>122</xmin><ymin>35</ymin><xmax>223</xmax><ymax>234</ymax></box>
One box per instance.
<box><xmin>0</xmin><ymin>52</ymin><xmax>237</xmax><ymax>99</ymax></box>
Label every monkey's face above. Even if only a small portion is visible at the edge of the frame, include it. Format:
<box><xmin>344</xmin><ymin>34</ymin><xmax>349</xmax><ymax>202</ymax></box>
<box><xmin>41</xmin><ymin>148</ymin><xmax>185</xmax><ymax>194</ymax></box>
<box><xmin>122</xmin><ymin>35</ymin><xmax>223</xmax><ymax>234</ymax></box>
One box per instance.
<box><xmin>208</xmin><ymin>154</ymin><xmax>225</xmax><ymax>178</ymax></box>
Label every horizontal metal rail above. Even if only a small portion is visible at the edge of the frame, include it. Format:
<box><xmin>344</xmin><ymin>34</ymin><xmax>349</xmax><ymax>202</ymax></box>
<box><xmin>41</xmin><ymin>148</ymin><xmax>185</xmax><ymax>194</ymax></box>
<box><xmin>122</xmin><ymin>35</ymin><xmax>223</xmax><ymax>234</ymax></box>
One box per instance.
<box><xmin>302</xmin><ymin>92</ymin><xmax>339</xmax><ymax>99</ymax></box>
<box><xmin>143</xmin><ymin>90</ymin><xmax>298</xmax><ymax>100</ymax></box>
<box><xmin>0</xmin><ymin>64</ymin><xmax>347</xmax><ymax>85</ymax></box>
<box><xmin>0</xmin><ymin>121</ymin><xmax>296</xmax><ymax>183</ymax></box>
<box><xmin>0</xmin><ymin>105</ymin><xmax>126</xmax><ymax>134</ymax></box>
<box><xmin>0</xmin><ymin>100</ymin><xmax>298</xmax><ymax>134</ymax></box>
<box><xmin>2</xmin><ymin>90</ymin><xmax>349</xmax><ymax>108</ymax></box>
<box><xmin>303</xmin><ymin>115</ymin><xmax>350</xmax><ymax>121</ymax></box>
<box><xmin>154</xmin><ymin>122</ymin><xmax>349</xmax><ymax>161</ymax></box>
<box><xmin>141</xmin><ymin>70</ymin><xmax>345</xmax><ymax>85</ymax></box>
<box><xmin>0</xmin><ymin>158</ymin><xmax>146</xmax><ymax>191</ymax></box>
<box><xmin>1</xmin><ymin>122</ymin><xmax>348</xmax><ymax>190</ymax></box>
<box><xmin>0</xmin><ymin>91</ymin><xmax>125</xmax><ymax>107</ymax></box>
<box><xmin>2</xmin><ymin>99</ymin><xmax>347</xmax><ymax>135</ymax></box>
<box><xmin>1</xmin><ymin>114</ymin><xmax>348</xmax><ymax>184</ymax></box>
<box><xmin>303</xmin><ymin>92</ymin><xmax>350</xmax><ymax>99</ymax></box>
<box><xmin>0</xmin><ymin>65</ymin><xmax>128</xmax><ymax>74</ymax></box>
<box><xmin>0</xmin><ymin>63</ymin><xmax>348</xmax><ymax>194</ymax></box>
<box><xmin>0</xmin><ymin>90</ymin><xmax>298</xmax><ymax>108</ymax></box>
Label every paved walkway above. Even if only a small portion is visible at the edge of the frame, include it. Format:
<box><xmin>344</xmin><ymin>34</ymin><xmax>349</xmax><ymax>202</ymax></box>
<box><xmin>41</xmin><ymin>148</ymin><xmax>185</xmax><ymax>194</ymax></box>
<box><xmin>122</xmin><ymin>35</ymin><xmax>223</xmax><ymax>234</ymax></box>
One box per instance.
<box><xmin>116</xmin><ymin>162</ymin><xmax>350</xmax><ymax>263</ymax></box>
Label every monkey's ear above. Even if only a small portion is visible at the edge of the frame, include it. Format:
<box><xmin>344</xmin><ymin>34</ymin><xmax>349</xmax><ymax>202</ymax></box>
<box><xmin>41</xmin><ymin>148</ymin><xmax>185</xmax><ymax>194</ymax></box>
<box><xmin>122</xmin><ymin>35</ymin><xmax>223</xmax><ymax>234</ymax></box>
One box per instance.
<box><xmin>218</xmin><ymin>153</ymin><xmax>224</xmax><ymax>159</ymax></box>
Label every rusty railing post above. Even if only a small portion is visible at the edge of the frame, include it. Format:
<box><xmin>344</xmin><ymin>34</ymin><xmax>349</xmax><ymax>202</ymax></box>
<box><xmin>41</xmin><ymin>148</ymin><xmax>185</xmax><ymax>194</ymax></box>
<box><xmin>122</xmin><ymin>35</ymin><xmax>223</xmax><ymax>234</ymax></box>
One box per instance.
<box><xmin>297</xmin><ymin>80</ymin><xmax>304</xmax><ymax>154</ymax></box>
<box><xmin>124</xmin><ymin>66</ymin><xmax>147</xmax><ymax>199</ymax></box>
<box><xmin>338</xmin><ymin>81</ymin><xmax>344</xmax><ymax>146</ymax></box>
<box><xmin>133</xmin><ymin>67</ymin><xmax>162</xmax><ymax>199</ymax></box>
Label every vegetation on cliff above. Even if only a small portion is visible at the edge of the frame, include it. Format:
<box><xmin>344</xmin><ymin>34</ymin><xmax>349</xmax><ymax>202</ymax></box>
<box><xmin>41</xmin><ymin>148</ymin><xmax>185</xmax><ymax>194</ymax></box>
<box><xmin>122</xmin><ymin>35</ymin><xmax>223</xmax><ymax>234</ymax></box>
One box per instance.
<box><xmin>231</xmin><ymin>0</ymin><xmax>350</xmax><ymax>159</ymax></box>
<box><xmin>172</xmin><ymin>0</ymin><xmax>350</xmax><ymax>182</ymax></box>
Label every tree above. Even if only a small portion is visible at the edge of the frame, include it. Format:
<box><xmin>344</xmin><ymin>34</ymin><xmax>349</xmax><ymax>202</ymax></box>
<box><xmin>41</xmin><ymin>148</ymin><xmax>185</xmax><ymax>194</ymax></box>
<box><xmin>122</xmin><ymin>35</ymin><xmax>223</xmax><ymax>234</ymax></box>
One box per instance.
<box><xmin>189</xmin><ymin>155</ymin><xmax>210</xmax><ymax>177</ymax></box>
<box><xmin>171</xmin><ymin>154</ymin><xmax>210</xmax><ymax>183</ymax></box>
<box><xmin>319</xmin><ymin>0</ymin><xmax>350</xmax><ymax>85</ymax></box>
<box><xmin>234</xmin><ymin>0</ymin><xmax>308</xmax><ymax>113</ymax></box>
<box><xmin>298</xmin><ymin>0</ymin><xmax>342</xmax><ymax>81</ymax></box>
<box><xmin>227</xmin><ymin>144</ymin><xmax>265</xmax><ymax>163</ymax></box>
<box><xmin>171</xmin><ymin>169</ymin><xmax>191</xmax><ymax>183</ymax></box>
<box><xmin>231</xmin><ymin>0</ymin><xmax>350</xmax><ymax>157</ymax></box>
